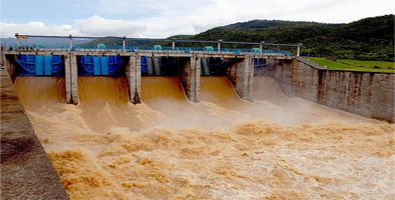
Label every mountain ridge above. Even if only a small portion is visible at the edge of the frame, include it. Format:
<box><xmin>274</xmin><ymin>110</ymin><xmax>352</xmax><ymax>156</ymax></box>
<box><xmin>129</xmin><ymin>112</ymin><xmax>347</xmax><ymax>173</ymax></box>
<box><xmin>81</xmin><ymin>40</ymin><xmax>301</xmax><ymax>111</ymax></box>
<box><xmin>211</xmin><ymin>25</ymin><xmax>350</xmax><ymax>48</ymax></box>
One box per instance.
<box><xmin>2</xmin><ymin>15</ymin><xmax>393</xmax><ymax>61</ymax></box>
<box><xmin>167</xmin><ymin>14</ymin><xmax>394</xmax><ymax>61</ymax></box>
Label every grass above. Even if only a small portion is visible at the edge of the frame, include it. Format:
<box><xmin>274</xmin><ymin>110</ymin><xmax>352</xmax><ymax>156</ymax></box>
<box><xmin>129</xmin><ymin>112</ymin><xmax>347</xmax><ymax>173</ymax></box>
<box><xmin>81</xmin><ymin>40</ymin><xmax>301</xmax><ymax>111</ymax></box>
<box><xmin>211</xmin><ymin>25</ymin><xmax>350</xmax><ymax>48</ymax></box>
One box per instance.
<box><xmin>307</xmin><ymin>57</ymin><xmax>395</xmax><ymax>73</ymax></box>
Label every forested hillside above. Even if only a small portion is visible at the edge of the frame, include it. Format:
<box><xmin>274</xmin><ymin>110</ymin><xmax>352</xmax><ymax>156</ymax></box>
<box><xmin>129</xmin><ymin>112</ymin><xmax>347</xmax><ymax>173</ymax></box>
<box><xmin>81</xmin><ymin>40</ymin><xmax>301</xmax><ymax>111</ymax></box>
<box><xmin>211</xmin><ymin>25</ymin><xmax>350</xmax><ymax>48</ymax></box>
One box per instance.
<box><xmin>186</xmin><ymin>15</ymin><xmax>394</xmax><ymax>61</ymax></box>
<box><xmin>87</xmin><ymin>14</ymin><xmax>394</xmax><ymax>61</ymax></box>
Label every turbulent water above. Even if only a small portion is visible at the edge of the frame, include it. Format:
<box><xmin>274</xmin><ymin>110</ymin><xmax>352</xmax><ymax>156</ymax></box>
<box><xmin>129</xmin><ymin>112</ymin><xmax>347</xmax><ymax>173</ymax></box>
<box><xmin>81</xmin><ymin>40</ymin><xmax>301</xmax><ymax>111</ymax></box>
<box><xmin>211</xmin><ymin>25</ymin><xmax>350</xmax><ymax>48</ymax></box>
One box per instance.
<box><xmin>14</xmin><ymin>75</ymin><xmax>394</xmax><ymax>200</ymax></box>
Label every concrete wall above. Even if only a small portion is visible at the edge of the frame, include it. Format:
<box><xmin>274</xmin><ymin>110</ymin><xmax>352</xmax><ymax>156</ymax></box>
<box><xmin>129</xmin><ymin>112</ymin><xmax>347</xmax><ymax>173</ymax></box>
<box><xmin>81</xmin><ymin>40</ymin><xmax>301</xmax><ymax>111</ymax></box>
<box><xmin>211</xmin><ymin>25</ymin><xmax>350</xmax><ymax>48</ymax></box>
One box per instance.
<box><xmin>1</xmin><ymin>68</ymin><xmax>69</xmax><ymax>199</ymax></box>
<box><xmin>0</xmin><ymin>48</ymin><xmax>5</xmax><ymax>66</ymax></box>
<box><xmin>264</xmin><ymin>57</ymin><xmax>395</xmax><ymax>122</ymax></box>
<box><xmin>3</xmin><ymin>55</ymin><xmax>18</xmax><ymax>82</ymax></box>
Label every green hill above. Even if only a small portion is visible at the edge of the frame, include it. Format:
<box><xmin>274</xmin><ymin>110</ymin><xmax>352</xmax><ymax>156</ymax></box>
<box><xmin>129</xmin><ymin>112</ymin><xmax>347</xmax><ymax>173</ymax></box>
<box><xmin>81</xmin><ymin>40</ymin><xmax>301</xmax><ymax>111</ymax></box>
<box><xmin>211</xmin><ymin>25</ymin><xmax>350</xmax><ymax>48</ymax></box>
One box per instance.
<box><xmin>83</xmin><ymin>37</ymin><xmax>153</xmax><ymax>47</ymax></box>
<box><xmin>170</xmin><ymin>15</ymin><xmax>394</xmax><ymax>61</ymax></box>
<box><xmin>85</xmin><ymin>14</ymin><xmax>394</xmax><ymax>61</ymax></box>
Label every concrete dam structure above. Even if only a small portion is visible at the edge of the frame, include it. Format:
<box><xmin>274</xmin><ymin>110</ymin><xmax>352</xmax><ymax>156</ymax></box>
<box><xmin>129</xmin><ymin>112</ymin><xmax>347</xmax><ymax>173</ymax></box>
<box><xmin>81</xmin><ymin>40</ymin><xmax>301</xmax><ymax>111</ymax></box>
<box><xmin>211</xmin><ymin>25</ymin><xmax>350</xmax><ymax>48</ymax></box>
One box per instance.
<box><xmin>3</xmin><ymin>52</ymin><xmax>291</xmax><ymax>103</ymax></box>
<box><xmin>2</xmin><ymin>47</ymin><xmax>393</xmax><ymax>122</ymax></box>
<box><xmin>265</xmin><ymin>57</ymin><xmax>395</xmax><ymax>123</ymax></box>
<box><xmin>1</xmin><ymin>35</ymin><xmax>394</xmax><ymax>199</ymax></box>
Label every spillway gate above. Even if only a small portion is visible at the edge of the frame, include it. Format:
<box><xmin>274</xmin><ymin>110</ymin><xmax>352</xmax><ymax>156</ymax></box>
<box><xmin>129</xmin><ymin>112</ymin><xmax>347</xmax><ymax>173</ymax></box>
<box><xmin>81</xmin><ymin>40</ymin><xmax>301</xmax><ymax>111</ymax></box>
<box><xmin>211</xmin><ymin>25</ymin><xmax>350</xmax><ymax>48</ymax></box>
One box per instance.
<box><xmin>1</xmin><ymin>34</ymin><xmax>299</xmax><ymax>105</ymax></box>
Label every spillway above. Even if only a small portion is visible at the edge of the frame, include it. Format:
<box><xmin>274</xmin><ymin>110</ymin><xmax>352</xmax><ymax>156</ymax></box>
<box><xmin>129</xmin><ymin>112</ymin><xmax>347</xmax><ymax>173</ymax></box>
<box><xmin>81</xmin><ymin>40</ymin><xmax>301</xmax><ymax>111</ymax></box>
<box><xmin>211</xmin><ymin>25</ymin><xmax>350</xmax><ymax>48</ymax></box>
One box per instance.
<box><xmin>200</xmin><ymin>76</ymin><xmax>249</xmax><ymax>109</ymax></box>
<box><xmin>14</xmin><ymin>76</ymin><xmax>66</xmax><ymax>111</ymax></box>
<box><xmin>13</xmin><ymin>75</ymin><xmax>394</xmax><ymax>200</ymax></box>
<box><xmin>141</xmin><ymin>76</ymin><xmax>236</xmax><ymax>129</ymax></box>
<box><xmin>252</xmin><ymin>75</ymin><xmax>290</xmax><ymax>105</ymax></box>
<box><xmin>78</xmin><ymin>76</ymin><xmax>129</xmax><ymax>105</ymax></box>
<box><xmin>76</xmin><ymin>76</ymin><xmax>140</xmax><ymax>133</ymax></box>
<box><xmin>141</xmin><ymin>76</ymin><xmax>186</xmax><ymax>102</ymax></box>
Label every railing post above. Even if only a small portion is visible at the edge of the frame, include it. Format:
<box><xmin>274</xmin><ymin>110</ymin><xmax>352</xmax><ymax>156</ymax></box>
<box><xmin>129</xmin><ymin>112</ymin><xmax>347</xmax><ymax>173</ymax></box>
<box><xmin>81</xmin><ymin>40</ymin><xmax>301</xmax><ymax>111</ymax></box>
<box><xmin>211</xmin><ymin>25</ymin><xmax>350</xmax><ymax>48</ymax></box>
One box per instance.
<box><xmin>15</xmin><ymin>33</ymin><xmax>21</xmax><ymax>49</ymax></box>
<box><xmin>297</xmin><ymin>44</ymin><xmax>302</xmax><ymax>57</ymax></box>
<box><xmin>260</xmin><ymin>41</ymin><xmax>265</xmax><ymax>53</ymax></box>
<box><xmin>172</xmin><ymin>39</ymin><xmax>176</xmax><ymax>50</ymax></box>
<box><xmin>122</xmin><ymin>36</ymin><xmax>126</xmax><ymax>52</ymax></box>
<box><xmin>217</xmin><ymin>39</ymin><xmax>222</xmax><ymax>52</ymax></box>
<box><xmin>69</xmin><ymin>35</ymin><xmax>73</xmax><ymax>51</ymax></box>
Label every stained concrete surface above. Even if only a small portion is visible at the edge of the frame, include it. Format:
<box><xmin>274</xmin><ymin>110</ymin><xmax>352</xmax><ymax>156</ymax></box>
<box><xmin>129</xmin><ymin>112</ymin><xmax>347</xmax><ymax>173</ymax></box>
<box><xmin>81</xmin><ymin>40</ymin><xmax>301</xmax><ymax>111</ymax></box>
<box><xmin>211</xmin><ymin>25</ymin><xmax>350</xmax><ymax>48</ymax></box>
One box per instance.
<box><xmin>265</xmin><ymin>57</ymin><xmax>395</xmax><ymax>123</ymax></box>
<box><xmin>1</xmin><ymin>68</ymin><xmax>69</xmax><ymax>199</ymax></box>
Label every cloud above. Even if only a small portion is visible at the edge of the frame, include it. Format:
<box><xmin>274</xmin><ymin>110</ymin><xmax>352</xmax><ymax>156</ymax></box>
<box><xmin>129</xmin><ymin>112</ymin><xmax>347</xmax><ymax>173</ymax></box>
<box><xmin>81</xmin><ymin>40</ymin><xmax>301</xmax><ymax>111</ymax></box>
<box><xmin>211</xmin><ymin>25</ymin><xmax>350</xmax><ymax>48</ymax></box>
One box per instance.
<box><xmin>1</xmin><ymin>0</ymin><xmax>393</xmax><ymax>39</ymax></box>
<box><xmin>0</xmin><ymin>21</ymin><xmax>79</xmax><ymax>38</ymax></box>
<box><xmin>75</xmin><ymin>15</ymin><xmax>147</xmax><ymax>37</ymax></box>
<box><xmin>1</xmin><ymin>15</ymin><xmax>148</xmax><ymax>38</ymax></box>
<box><xmin>192</xmin><ymin>22</ymin><xmax>226</xmax><ymax>33</ymax></box>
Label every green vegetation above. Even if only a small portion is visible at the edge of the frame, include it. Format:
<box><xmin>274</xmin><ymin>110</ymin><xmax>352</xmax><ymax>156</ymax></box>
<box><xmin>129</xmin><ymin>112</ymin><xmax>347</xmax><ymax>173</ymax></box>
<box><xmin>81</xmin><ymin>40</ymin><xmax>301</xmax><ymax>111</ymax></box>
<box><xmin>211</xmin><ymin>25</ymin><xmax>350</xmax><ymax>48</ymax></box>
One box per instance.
<box><xmin>83</xmin><ymin>37</ymin><xmax>153</xmax><ymax>47</ymax></box>
<box><xmin>174</xmin><ymin>14</ymin><xmax>394</xmax><ymax>61</ymax></box>
<box><xmin>338</xmin><ymin>59</ymin><xmax>395</xmax><ymax>69</ymax></box>
<box><xmin>308</xmin><ymin>57</ymin><xmax>395</xmax><ymax>73</ymax></box>
<box><xmin>85</xmin><ymin>14</ymin><xmax>394</xmax><ymax>62</ymax></box>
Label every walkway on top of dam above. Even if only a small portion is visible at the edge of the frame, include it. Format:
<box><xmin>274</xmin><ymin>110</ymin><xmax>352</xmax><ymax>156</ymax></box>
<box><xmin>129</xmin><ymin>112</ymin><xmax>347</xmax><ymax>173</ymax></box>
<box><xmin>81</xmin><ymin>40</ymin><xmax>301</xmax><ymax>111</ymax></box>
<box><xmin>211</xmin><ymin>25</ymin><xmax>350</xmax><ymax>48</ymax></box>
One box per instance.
<box><xmin>3</xmin><ymin>33</ymin><xmax>302</xmax><ymax>58</ymax></box>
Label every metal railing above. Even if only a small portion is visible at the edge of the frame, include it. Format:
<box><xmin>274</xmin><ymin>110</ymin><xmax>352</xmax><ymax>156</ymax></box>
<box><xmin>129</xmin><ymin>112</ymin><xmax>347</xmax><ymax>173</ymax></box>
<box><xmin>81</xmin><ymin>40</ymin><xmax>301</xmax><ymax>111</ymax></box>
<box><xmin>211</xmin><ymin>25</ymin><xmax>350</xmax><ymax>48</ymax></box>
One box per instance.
<box><xmin>8</xmin><ymin>34</ymin><xmax>302</xmax><ymax>56</ymax></box>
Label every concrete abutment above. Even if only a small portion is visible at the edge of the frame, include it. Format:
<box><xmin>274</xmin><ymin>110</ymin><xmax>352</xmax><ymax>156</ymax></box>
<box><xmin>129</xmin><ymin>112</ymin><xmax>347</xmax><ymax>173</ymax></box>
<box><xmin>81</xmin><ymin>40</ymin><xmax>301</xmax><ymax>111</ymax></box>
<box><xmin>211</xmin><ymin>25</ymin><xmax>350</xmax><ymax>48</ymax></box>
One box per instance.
<box><xmin>264</xmin><ymin>57</ymin><xmax>395</xmax><ymax>123</ymax></box>
<box><xmin>0</xmin><ymin>67</ymin><xmax>70</xmax><ymax>199</ymax></box>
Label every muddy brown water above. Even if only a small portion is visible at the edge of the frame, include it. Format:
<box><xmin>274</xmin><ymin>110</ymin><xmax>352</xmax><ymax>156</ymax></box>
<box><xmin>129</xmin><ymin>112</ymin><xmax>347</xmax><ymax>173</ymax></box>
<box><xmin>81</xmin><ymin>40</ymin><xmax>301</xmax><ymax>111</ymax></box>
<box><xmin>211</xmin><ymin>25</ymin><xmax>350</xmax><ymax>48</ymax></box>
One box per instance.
<box><xmin>14</xmin><ymin>75</ymin><xmax>394</xmax><ymax>199</ymax></box>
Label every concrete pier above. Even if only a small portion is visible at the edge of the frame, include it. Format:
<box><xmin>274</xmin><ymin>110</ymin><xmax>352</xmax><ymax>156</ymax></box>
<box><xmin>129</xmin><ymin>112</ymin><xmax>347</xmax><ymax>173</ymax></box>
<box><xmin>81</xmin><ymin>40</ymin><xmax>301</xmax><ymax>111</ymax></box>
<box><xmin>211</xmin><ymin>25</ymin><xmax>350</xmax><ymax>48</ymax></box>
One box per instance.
<box><xmin>178</xmin><ymin>55</ymin><xmax>201</xmax><ymax>102</ymax></box>
<box><xmin>226</xmin><ymin>56</ymin><xmax>254</xmax><ymax>101</ymax></box>
<box><xmin>0</xmin><ymin>68</ymin><xmax>69</xmax><ymax>199</ymax></box>
<box><xmin>126</xmin><ymin>54</ymin><xmax>142</xmax><ymax>104</ymax></box>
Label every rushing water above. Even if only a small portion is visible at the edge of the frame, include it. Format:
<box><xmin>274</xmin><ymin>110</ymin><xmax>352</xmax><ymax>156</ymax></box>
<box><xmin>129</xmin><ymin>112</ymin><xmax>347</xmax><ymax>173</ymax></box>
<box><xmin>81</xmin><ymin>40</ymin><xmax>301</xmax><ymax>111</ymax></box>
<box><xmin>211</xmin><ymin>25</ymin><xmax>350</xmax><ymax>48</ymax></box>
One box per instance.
<box><xmin>14</xmin><ymin>75</ymin><xmax>394</xmax><ymax>199</ymax></box>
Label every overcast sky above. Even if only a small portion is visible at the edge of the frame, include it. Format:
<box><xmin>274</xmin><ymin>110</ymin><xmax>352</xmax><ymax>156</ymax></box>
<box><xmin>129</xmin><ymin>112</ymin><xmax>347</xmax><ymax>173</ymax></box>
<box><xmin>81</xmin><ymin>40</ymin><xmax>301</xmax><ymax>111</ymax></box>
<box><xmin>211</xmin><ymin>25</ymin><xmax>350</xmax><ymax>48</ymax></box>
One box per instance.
<box><xmin>0</xmin><ymin>0</ymin><xmax>393</xmax><ymax>38</ymax></box>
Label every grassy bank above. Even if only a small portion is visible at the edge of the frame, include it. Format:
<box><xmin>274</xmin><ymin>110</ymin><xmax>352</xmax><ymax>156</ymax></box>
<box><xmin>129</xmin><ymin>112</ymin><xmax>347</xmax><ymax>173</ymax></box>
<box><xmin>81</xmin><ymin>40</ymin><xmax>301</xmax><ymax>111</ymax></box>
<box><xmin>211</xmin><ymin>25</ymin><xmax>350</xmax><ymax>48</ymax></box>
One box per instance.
<box><xmin>307</xmin><ymin>57</ymin><xmax>395</xmax><ymax>73</ymax></box>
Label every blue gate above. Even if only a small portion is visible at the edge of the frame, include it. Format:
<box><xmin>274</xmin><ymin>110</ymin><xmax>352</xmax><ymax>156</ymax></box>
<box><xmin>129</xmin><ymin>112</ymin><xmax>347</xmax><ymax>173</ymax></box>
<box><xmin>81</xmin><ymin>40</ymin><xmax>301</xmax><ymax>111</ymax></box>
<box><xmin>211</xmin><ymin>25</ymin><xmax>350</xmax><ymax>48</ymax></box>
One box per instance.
<box><xmin>141</xmin><ymin>56</ymin><xmax>148</xmax><ymax>73</ymax></box>
<box><xmin>17</xmin><ymin>55</ymin><xmax>64</xmax><ymax>76</ymax></box>
<box><xmin>79</xmin><ymin>55</ymin><xmax>123</xmax><ymax>76</ymax></box>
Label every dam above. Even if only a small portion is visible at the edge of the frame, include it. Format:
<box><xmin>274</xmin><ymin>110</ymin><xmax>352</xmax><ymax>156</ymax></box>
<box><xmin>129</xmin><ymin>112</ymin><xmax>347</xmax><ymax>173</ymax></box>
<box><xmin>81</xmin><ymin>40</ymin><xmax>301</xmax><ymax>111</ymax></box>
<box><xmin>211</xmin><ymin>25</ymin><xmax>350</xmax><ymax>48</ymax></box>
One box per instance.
<box><xmin>1</xmin><ymin>35</ymin><xmax>394</xmax><ymax>199</ymax></box>
<box><xmin>2</xmin><ymin>35</ymin><xmax>297</xmax><ymax>105</ymax></box>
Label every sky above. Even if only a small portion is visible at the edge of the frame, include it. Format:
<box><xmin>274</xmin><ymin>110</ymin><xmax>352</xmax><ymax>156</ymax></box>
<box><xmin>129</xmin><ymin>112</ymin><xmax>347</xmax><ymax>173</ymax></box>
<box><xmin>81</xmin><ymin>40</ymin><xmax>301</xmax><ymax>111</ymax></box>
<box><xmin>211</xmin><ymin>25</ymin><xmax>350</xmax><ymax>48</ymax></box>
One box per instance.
<box><xmin>0</xmin><ymin>0</ymin><xmax>394</xmax><ymax>39</ymax></box>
